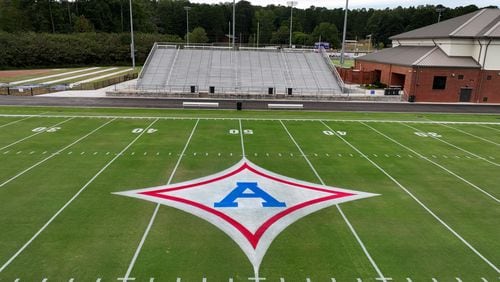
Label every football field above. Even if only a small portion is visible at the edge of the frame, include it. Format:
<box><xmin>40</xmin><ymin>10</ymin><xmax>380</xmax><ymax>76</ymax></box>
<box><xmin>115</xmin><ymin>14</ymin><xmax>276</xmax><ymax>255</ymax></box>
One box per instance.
<box><xmin>0</xmin><ymin>107</ymin><xmax>498</xmax><ymax>281</ymax></box>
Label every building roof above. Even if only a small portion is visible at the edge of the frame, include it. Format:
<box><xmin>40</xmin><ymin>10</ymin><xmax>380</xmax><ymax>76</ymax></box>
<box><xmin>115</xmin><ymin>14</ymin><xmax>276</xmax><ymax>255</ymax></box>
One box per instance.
<box><xmin>356</xmin><ymin>46</ymin><xmax>480</xmax><ymax>68</ymax></box>
<box><xmin>390</xmin><ymin>8</ymin><xmax>500</xmax><ymax>40</ymax></box>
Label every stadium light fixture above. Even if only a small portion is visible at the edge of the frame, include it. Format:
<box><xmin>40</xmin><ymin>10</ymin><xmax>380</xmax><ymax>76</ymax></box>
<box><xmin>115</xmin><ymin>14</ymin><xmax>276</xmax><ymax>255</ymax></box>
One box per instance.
<box><xmin>129</xmin><ymin>0</ymin><xmax>135</xmax><ymax>69</ymax></box>
<box><xmin>287</xmin><ymin>1</ymin><xmax>298</xmax><ymax>48</ymax></box>
<box><xmin>184</xmin><ymin>6</ymin><xmax>191</xmax><ymax>46</ymax></box>
<box><xmin>340</xmin><ymin>0</ymin><xmax>349</xmax><ymax>65</ymax></box>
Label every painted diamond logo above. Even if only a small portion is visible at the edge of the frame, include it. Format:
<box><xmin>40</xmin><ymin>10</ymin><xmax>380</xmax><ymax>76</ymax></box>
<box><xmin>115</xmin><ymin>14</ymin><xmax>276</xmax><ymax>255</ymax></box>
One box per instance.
<box><xmin>115</xmin><ymin>158</ymin><xmax>378</xmax><ymax>276</ymax></box>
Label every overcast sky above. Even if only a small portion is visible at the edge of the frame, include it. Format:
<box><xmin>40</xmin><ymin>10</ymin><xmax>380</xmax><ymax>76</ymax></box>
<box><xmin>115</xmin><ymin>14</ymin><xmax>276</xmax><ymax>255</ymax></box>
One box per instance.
<box><xmin>188</xmin><ymin>0</ymin><xmax>498</xmax><ymax>9</ymax></box>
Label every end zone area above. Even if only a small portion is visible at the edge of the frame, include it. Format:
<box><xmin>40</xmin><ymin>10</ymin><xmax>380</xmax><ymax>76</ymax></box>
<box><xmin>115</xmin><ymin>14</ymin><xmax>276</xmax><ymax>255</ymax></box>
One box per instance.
<box><xmin>0</xmin><ymin>107</ymin><xmax>498</xmax><ymax>281</ymax></box>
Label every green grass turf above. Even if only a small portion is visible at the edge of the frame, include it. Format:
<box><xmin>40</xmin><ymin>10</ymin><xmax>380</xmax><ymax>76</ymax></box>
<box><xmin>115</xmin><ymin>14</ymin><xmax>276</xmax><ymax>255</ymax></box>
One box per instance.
<box><xmin>0</xmin><ymin>108</ymin><xmax>498</xmax><ymax>281</ymax></box>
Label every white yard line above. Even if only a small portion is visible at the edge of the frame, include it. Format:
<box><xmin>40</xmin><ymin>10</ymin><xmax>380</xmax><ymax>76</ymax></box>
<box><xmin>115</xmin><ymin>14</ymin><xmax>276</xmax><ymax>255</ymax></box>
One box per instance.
<box><xmin>0</xmin><ymin>116</ymin><xmax>37</xmax><ymax>129</ymax></box>
<box><xmin>362</xmin><ymin>122</ymin><xmax>499</xmax><ymax>203</ymax></box>
<box><xmin>69</xmin><ymin>68</ymin><xmax>133</xmax><ymax>87</ymax></box>
<box><xmin>402</xmin><ymin>123</ymin><xmax>499</xmax><ymax>167</ymax></box>
<box><xmin>122</xmin><ymin>119</ymin><xmax>200</xmax><ymax>280</ymax></box>
<box><xmin>0</xmin><ymin>118</ymin><xmax>159</xmax><ymax>273</ymax></box>
<box><xmin>0</xmin><ymin>118</ymin><xmax>75</xmax><ymax>151</ymax></box>
<box><xmin>0</xmin><ymin>118</ymin><xmax>115</xmax><ymax>189</ymax></box>
<box><xmin>479</xmin><ymin>124</ymin><xmax>500</xmax><ymax>133</ymax></box>
<box><xmin>279</xmin><ymin>120</ymin><xmax>386</xmax><ymax>280</ymax></box>
<box><xmin>437</xmin><ymin>123</ymin><xmax>499</xmax><ymax>146</ymax></box>
<box><xmin>320</xmin><ymin>121</ymin><xmax>500</xmax><ymax>274</ymax></box>
<box><xmin>0</xmin><ymin>114</ymin><xmax>499</xmax><ymax>125</ymax></box>
<box><xmin>9</xmin><ymin>68</ymin><xmax>100</xmax><ymax>85</ymax></box>
<box><xmin>239</xmin><ymin>119</ymin><xmax>246</xmax><ymax>157</ymax></box>
<box><xmin>41</xmin><ymin>68</ymin><xmax>118</xmax><ymax>85</ymax></box>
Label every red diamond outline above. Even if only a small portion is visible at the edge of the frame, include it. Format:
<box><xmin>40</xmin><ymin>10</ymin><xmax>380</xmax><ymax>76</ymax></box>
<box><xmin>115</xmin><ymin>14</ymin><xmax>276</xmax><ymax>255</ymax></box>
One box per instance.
<box><xmin>139</xmin><ymin>161</ymin><xmax>355</xmax><ymax>249</ymax></box>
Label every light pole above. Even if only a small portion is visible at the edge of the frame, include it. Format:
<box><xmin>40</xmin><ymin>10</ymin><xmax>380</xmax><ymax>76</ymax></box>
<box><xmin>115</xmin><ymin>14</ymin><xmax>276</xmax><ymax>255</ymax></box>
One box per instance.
<box><xmin>287</xmin><ymin>1</ymin><xmax>297</xmax><ymax>48</ymax></box>
<box><xmin>129</xmin><ymin>0</ymin><xmax>135</xmax><ymax>69</ymax></box>
<box><xmin>436</xmin><ymin>5</ymin><xmax>445</xmax><ymax>23</ymax></box>
<box><xmin>184</xmin><ymin>6</ymin><xmax>191</xmax><ymax>46</ymax></box>
<box><xmin>232</xmin><ymin>0</ymin><xmax>236</xmax><ymax>48</ymax></box>
<box><xmin>257</xmin><ymin>21</ymin><xmax>260</xmax><ymax>47</ymax></box>
<box><xmin>340</xmin><ymin>0</ymin><xmax>348</xmax><ymax>65</ymax></box>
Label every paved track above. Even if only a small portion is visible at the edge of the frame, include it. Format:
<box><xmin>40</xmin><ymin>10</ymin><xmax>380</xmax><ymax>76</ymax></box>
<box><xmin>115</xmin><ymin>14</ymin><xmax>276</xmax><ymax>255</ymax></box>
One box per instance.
<box><xmin>0</xmin><ymin>96</ymin><xmax>499</xmax><ymax>113</ymax></box>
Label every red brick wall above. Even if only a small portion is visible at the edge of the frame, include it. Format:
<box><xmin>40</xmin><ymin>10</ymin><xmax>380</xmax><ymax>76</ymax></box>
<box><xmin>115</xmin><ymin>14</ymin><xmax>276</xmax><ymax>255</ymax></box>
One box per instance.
<box><xmin>477</xmin><ymin>70</ymin><xmax>500</xmax><ymax>103</ymax></box>
<box><xmin>413</xmin><ymin>68</ymin><xmax>481</xmax><ymax>102</ymax></box>
<box><xmin>355</xmin><ymin>59</ymin><xmax>500</xmax><ymax>103</ymax></box>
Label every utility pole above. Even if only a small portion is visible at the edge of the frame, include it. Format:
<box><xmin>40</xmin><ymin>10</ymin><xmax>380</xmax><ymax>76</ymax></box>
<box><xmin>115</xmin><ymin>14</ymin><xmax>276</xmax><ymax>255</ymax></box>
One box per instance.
<box><xmin>48</xmin><ymin>0</ymin><xmax>55</xmax><ymax>33</ymax></box>
<box><xmin>436</xmin><ymin>5</ymin><xmax>445</xmax><ymax>23</ymax></box>
<box><xmin>228</xmin><ymin>21</ymin><xmax>231</xmax><ymax>48</ymax></box>
<box><xmin>287</xmin><ymin>1</ymin><xmax>297</xmax><ymax>48</ymax></box>
<box><xmin>129</xmin><ymin>0</ymin><xmax>135</xmax><ymax>69</ymax></box>
<box><xmin>184</xmin><ymin>6</ymin><xmax>191</xmax><ymax>46</ymax></box>
<box><xmin>340</xmin><ymin>0</ymin><xmax>349</xmax><ymax>65</ymax></box>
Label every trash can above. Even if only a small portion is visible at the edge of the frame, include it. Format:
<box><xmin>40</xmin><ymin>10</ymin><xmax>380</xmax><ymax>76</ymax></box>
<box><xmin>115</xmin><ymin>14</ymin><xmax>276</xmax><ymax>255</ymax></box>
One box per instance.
<box><xmin>408</xmin><ymin>95</ymin><xmax>416</xmax><ymax>102</ymax></box>
<box><xmin>190</xmin><ymin>85</ymin><xmax>196</xmax><ymax>93</ymax></box>
<box><xmin>287</xmin><ymin>88</ymin><xmax>293</xmax><ymax>95</ymax></box>
<box><xmin>268</xmin><ymin>87</ymin><xmax>274</xmax><ymax>95</ymax></box>
<box><xmin>236</xmin><ymin>102</ymin><xmax>242</xmax><ymax>111</ymax></box>
<box><xmin>209</xmin><ymin>86</ymin><xmax>215</xmax><ymax>94</ymax></box>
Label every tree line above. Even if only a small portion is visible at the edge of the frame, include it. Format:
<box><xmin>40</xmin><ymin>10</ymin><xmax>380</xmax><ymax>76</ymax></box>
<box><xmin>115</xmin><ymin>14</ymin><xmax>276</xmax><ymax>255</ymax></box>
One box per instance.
<box><xmin>0</xmin><ymin>0</ymin><xmax>493</xmax><ymax>47</ymax></box>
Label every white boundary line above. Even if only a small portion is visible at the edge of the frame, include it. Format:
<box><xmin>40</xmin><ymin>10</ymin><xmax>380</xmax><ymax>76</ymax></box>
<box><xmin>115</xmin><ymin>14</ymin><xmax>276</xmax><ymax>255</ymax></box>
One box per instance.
<box><xmin>8</xmin><ymin>68</ymin><xmax>100</xmax><ymax>85</ymax></box>
<box><xmin>69</xmin><ymin>68</ymin><xmax>133</xmax><ymax>87</ymax></box>
<box><xmin>0</xmin><ymin>117</ymin><xmax>75</xmax><ymax>151</ymax></box>
<box><xmin>279</xmin><ymin>120</ymin><xmax>387</xmax><ymax>281</ymax></box>
<box><xmin>0</xmin><ymin>114</ymin><xmax>498</xmax><ymax>125</ymax></box>
<box><xmin>437</xmin><ymin>123</ymin><xmax>500</xmax><ymax>146</ymax></box>
<box><xmin>361</xmin><ymin>122</ymin><xmax>499</xmax><ymax>203</ymax></box>
<box><xmin>121</xmin><ymin>119</ymin><xmax>200</xmax><ymax>280</ymax></box>
<box><xmin>239</xmin><ymin>119</ymin><xmax>246</xmax><ymax>157</ymax></box>
<box><xmin>320</xmin><ymin>121</ymin><xmax>500</xmax><ymax>274</ymax></box>
<box><xmin>0</xmin><ymin>118</ymin><xmax>116</xmax><ymax>189</ymax></box>
<box><xmin>0</xmin><ymin>118</ymin><xmax>159</xmax><ymax>273</ymax></box>
<box><xmin>42</xmin><ymin>68</ymin><xmax>118</xmax><ymax>85</ymax></box>
<box><xmin>401</xmin><ymin>123</ymin><xmax>499</xmax><ymax>167</ymax></box>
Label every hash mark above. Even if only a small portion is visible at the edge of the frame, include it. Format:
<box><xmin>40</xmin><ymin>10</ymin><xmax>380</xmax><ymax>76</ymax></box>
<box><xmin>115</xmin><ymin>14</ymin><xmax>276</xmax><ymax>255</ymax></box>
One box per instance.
<box><xmin>443</xmin><ymin>155</ymin><xmax>448</xmax><ymax>158</ymax></box>
<box><xmin>131</xmin><ymin>152</ymin><xmax>135</xmax><ymax>155</ymax></box>
<box><xmin>481</xmin><ymin>278</ymin><xmax>488</xmax><ymax>282</ymax></box>
<box><xmin>281</xmin><ymin>278</ymin><xmax>285</xmax><ymax>282</ymax></box>
<box><xmin>331</xmin><ymin>279</ymin><xmax>336</xmax><ymax>282</ymax></box>
<box><xmin>42</xmin><ymin>151</ymin><xmax>47</xmax><ymax>154</ymax></box>
<box><xmin>432</xmin><ymin>278</ymin><xmax>438</xmax><ymax>282</ymax></box>
<box><xmin>278</xmin><ymin>153</ymin><xmax>282</xmax><ymax>157</ymax></box>
<box><xmin>29</xmin><ymin>151</ymin><xmax>35</xmax><ymax>154</ymax></box>
<box><xmin>408</xmin><ymin>154</ymin><xmax>413</xmax><ymax>158</ymax></box>
<box><xmin>205</xmin><ymin>153</ymin><xmax>208</xmax><ymax>156</ymax></box>
<box><xmin>81</xmin><ymin>152</ymin><xmax>85</xmax><ymax>155</ymax></box>
<box><xmin>384</xmin><ymin>154</ymin><xmax>389</xmax><ymax>157</ymax></box>
<box><xmin>16</xmin><ymin>151</ymin><xmax>22</xmax><ymax>154</ymax></box>
<box><xmin>42</xmin><ymin>279</ymin><xmax>48</xmax><ymax>282</ymax></box>
<box><xmin>396</xmin><ymin>155</ymin><xmax>401</xmax><ymax>158</ymax></box>
<box><xmin>3</xmin><ymin>151</ymin><xmax>9</xmax><ymax>154</ymax></box>
<box><xmin>14</xmin><ymin>279</ymin><xmax>20</xmax><ymax>282</ymax></box>
<box><xmin>156</xmin><ymin>152</ymin><xmax>160</xmax><ymax>156</ymax></box>
<box><xmin>349</xmin><ymin>153</ymin><xmax>354</xmax><ymax>157</ymax></box>
<box><xmin>375</xmin><ymin>278</ymin><xmax>393</xmax><ymax>281</ymax></box>
<box><xmin>93</xmin><ymin>152</ymin><xmax>98</xmax><ymax>155</ymax></box>
<box><xmin>176</xmin><ymin>278</ymin><xmax>181</xmax><ymax>282</ymax></box>
<box><xmin>306</xmin><ymin>278</ymin><xmax>311</xmax><ymax>282</ymax></box>
<box><xmin>144</xmin><ymin>152</ymin><xmax>147</xmax><ymax>155</ymax></box>
<box><xmin>356</xmin><ymin>279</ymin><xmax>362</xmax><ymax>282</ymax></box>
<box><xmin>489</xmin><ymin>156</ymin><xmax>495</xmax><ymax>160</ymax></box>
<box><xmin>432</xmin><ymin>155</ymin><xmax>437</xmax><ymax>158</ymax></box>
<box><xmin>373</xmin><ymin>154</ymin><xmax>378</xmax><ymax>157</ymax></box>
<box><xmin>229</xmin><ymin>278</ymin><xmax>233</xmax><ymax>282</ymax></box>
<box><xmin>69</xmin><ymin>279</ymin><xmax>75</xmax><ymax>282</ymax></box>
<box><xmin>96</xmin><ymin>279</ymin><xmax>102</xmax><ymax>282</ymax></box>
<box><xmin>202</xmin><ymin>278</ymin><xmax>207</xmax><ymax>282</ymax></box>
<box><xmin>465</xmin><ymin>156</ymin><xmax>471</xmax><ymax>159</ymax></box>
<box><xmin>326</xmin><ymin>153</ymin><xmax>330</xmax><ymax>157</ymax></box>
<box><xmin>107</xmin><ymin>152</ymin><xmax>110</xmax><ymax>155</ymax></box>
<box><xmin>314</xmin><ymin>153</ymin><xmax>318</xmax><ymax>157</ymax></box>
<box><xmin>406</xmin><ymin>278</ymin><xmax>412</xmax><ymax>282</ymax></box>
<box><xmin>455</xmin><ymin>278</ymin><xmax>462</xmax><ymax>282</ymax></box>
<box><xmin>338</xmin><ymin>153</ymin><xmax>342</xmax><ymax>157</ymax></box>
<box><xmin>149</xmin><ymin>278</ymin><xmax>154</xmax><ymax>282</ymax></box>
<box><xmin>168</xmin><ymin>152</ymin><xmax>172</xmax><ymax>156</ymax></box>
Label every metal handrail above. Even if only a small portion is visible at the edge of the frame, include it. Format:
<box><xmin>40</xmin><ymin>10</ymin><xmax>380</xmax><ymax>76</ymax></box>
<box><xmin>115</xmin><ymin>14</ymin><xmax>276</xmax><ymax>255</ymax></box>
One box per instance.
<box><xmin>320</xmin><ymin>48</ymin><xmax>346</xmax><ymax>93</ymax></box>
<box><xmin>138</xmin><ymin>42</ymin><xmax>158</xmax><ymax>79</ymax></box>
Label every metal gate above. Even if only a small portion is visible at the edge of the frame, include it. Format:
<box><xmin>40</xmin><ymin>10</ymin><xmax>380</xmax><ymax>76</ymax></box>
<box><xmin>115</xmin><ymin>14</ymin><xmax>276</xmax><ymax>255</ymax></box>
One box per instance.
<box><xmin>459</xmin><ymin>88</ymin><xmax>472</xmax><ymax>102</ymax></box>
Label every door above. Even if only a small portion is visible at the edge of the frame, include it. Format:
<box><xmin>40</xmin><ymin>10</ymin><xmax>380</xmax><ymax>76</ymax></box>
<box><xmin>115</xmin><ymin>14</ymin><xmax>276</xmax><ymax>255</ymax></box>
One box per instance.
<box><xmin>459</xmin><ymin>88</ymin><xmax>472</xmax><ymax>102</ymax></box>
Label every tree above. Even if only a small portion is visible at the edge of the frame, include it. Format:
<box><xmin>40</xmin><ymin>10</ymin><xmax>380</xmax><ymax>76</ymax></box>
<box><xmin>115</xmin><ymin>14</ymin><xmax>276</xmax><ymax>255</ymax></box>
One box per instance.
<box><xmin>188</xmin><ymin>27</ymin><xmax>208</xmax><ymax>43</ymax></box>
<box><xmin>74</xmin><ymin>15</ymin><xmax>94</xmax><ymax>32</ymax></box>
<box><xmin>270</xmin><ymin>25</ymin><xmax>289</xmax><ymax>45</ymax></box>
<box><xmin>312</xmin><ymin>22</ymin><xmax>340</xmax><ymax>48</ymax></box>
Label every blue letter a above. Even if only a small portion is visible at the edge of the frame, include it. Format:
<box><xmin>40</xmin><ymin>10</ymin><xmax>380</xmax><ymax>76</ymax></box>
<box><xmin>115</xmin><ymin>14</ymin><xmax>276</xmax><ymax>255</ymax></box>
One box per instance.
<box><xmin>214</xmin><ymin>182</ymin><xmax>286</xmax><ymax>208</ymax></box>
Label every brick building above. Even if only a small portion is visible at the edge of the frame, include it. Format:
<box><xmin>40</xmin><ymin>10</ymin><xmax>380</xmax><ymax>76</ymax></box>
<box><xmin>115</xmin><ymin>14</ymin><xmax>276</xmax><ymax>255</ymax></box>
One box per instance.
<box><xmin>355</xmin><ymin>8</ymin><xmax>500</xmax><ymax>103</ymax></box>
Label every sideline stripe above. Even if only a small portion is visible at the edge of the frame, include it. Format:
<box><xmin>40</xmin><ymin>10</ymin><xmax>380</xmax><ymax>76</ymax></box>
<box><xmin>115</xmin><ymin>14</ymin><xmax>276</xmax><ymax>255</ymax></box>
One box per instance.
<box><xmin>9</xmin><ymin>67</ymin><xmax>100</xmax><ymax>85</ymax></box>
<box><xmin>279</xmin><ymin>120</ymin><xmax>386</xmax><ymax>280</ymax></box>
<box><xmin>0</xmin><ymin>118</ymin><xmax>159</xmax><ymax>273</ymax></box>
<box><xmin>69</xmin><ymin>68</ymin><xmax>133</xmax><ymax>87</ymax></box>
<box><xmin>0</xmin><ymin>118</ymin><xmax>116</xmax><ymax>189</ymax></box>
<box><xmin>122</xmin><ymin>119</ymin><xmax>200</xmax><ymax>280</ymax></box>
<box><xmin>0</xmin><ymin>118</ymin><xmax>75</xmax><ymax>151</ymax></box>
<box><xmin>438</xmin><ymin>123</ymin><xmax>499</xmax><ymax>146</ymax></box>
<box><xmin>402</xmin><ymin>123</ymin><xmax>499</xmax><ymax>167</ymax></box>
<box><xmin>362</xmin><ymin>122</ymin><xmax>499</xmax><ymax>203</ymax></box>
<box><xmin>0</xmin><ymin>114</ymin><xmax>499</xmax><ymax>125</ymax></box>
<box><xmin>320</xmin><ymin>121</ymin><xmax>500</xmax><ymax>274</ymax></box>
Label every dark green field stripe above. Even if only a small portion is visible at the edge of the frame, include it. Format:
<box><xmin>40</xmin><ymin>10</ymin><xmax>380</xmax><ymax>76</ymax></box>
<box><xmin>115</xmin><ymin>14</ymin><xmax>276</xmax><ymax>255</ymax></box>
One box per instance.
<box><xmin>0</xmin><ymin>119</ymin><xmax>159</xmax><ymax>280</ymax></box>
<box><xmin>240</xmin><ymin>120</ymin><xmax>379</xmax><ymax>281</ymax></box>
<box><xmin>323</xmin><ymin>121</ymin><xmax>499</xmax><ymax>279</ymax></box>
<box><xmin>0</xmin><ymin>118</ymin><xmax>114</xmax><ymax>189</ymax></box>
<box><xmin>371</xmin><ymin>122</ymin><xmax>499</xmax><ymax>200</ymax></box>
<box><xmin>129</xmin><ymin>120</ymin><xmax>252</xmax><ymax>281</ymax></box>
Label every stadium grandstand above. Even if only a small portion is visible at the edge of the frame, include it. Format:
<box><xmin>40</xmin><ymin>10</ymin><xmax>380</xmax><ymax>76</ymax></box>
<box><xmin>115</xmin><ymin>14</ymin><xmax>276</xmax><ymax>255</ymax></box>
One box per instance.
<box><xmin>135</xmin><ymin>44</ymin><xmax>345</xmax><ymax>97</ymax></box>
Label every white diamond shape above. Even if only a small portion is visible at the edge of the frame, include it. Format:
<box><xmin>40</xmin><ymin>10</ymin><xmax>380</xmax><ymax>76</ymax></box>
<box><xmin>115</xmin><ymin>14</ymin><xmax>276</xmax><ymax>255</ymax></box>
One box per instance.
<box><xmin>115</xmin><ymin>158</ymin><xmax>378</xmax><ymax>274</ymax></box>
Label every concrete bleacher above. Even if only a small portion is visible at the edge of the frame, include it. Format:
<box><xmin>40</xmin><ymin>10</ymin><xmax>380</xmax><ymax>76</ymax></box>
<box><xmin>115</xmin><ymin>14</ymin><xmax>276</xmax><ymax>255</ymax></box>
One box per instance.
<box><xmin>137</xmin><ymin>45</ymin><xmax>343</xmax><ymax>96</ymax></box>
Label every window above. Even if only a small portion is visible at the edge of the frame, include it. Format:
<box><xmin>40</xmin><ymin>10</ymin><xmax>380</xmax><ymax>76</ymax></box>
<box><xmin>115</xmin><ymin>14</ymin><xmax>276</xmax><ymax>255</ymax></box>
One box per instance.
<box><xmin>432</xmin><ymin>76</ymin><xmax>447</xmax><ymax>90</ymax></box>
<box><xmin>458</xmin><ymin>74</ymin><xmax>464</xmax><ymax>80</ymax></box>
<box><xmin>487</xmin><ymin>75</ymin><xmax>492</xmax><ymax>80</ymax></box>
